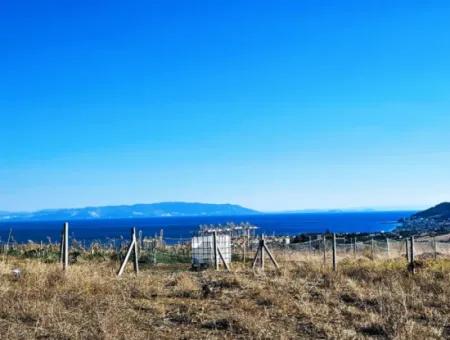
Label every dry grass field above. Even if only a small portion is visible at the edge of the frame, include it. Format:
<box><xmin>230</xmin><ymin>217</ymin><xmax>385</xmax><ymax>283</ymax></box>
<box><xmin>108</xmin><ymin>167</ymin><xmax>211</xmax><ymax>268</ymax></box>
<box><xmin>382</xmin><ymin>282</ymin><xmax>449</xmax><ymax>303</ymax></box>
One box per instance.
<box><xmin>0</xmin><ymin>255</ymin><xmax>449</xmax><ymax>339</ymax></box>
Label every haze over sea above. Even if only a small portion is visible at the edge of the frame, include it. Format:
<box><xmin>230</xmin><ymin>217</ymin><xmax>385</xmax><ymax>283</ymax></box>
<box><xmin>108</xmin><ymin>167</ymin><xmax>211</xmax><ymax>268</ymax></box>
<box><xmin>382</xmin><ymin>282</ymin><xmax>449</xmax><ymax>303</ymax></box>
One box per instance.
<box><xmin>0</xmin><ymin>211</ymin><xmax>413</xmax><ymax>245</ymax></box>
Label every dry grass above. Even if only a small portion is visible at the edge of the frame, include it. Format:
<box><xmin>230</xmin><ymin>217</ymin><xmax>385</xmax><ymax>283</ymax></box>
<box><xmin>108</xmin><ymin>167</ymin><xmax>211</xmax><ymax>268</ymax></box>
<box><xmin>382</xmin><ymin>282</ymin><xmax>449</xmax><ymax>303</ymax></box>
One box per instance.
<box><xmin>0</xmin><ymin>256</ymin><xmax>449</xmax><ymax>339</ymax></box>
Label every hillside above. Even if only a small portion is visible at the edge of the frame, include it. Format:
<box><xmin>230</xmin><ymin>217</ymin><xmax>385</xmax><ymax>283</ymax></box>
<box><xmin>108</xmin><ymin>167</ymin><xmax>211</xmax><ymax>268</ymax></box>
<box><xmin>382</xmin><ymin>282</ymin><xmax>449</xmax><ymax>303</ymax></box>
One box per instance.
<box><xmin>0</xmin><ymin>202</ymin><xmax>259</xmax><ymax>221</ymax></box>
<box><xmin>396</xmin><ymin>202</ymin><xmax>450</xmax><ymax>234</ymax></box>
<box><xmin>1</xmin><ymin>253</ymin><xmax>449</xmax><ymax>339</ymax></box>
<box><xmin>413</xmin><ymin>202</ymin><xmax>450</xmax><ymax>220</ymax></box>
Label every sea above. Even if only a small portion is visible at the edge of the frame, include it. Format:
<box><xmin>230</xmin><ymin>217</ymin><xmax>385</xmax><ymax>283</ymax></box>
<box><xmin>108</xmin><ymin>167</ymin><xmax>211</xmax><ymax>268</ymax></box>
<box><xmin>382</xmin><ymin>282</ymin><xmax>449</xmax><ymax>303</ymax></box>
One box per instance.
<box><xmin>0</xmin><ymin>211</ymin><xmax>413</xmax><ymax>245</ymax></box>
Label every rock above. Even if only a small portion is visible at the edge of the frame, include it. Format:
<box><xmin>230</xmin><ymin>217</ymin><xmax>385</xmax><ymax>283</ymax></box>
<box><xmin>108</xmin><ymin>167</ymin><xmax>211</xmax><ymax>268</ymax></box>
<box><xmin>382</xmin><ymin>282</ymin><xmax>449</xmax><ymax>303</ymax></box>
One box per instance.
<box><xmin>11</xmin><ymin>268</ymin><xmax>21</xmax><ymax>279</ymax></box>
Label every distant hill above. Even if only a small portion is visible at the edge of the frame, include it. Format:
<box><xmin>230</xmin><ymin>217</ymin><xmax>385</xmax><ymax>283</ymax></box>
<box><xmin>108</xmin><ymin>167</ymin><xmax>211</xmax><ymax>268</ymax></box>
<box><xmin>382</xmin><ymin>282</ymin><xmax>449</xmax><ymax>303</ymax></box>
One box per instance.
<box><xmin>412</xmin><ymin>202</ymin><xmax>450</xmax><ymax>220</ymax></box>
<box><xmin>396</xmin><ymin>202</ymin><xmax>450</xmax><ymax>234</ymax></box>
<box><xmin>0</xmin><ymin>202</ymin><xmax>259</xmax><ymax>221</ymax></box>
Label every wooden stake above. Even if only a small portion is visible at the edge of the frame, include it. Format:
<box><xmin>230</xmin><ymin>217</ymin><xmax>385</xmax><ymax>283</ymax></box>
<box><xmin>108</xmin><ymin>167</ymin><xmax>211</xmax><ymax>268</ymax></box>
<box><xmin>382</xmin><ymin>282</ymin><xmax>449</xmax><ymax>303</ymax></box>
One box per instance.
<box><xmin>260</xmin><ymin>235</ymin><xmax>265</xmax><ymax>270</ymax></box>
<box><xmin>433</xmin><ymin>236</ymin><xmax>437</xmax><ymax>260</ymax></box>
<box><xmin>59</xmin><ymin>230</ymin><xmax>64</xmax><ymax>264</ymax></box>
<box><xmin>409</xmin><ymin>236</ymin><xmax>415</xmax><ymax>274</ymax></box>
<box><xmin>405</xmin><ymin>239</ymin><xmax>410</xmax><ymax>262</ymax></box>
<box><xmin>371</xmin><ymin>238</ymin><xmax>374</xmax><ymax>259</ymax></box>
<box><xmin>153</xmin><ymin>239</ymin><xmax>157</xmax><ymax>265</ymax></box>
<box><xmin>251</xmin><ymin>234</ymin><xmax>279</xmax><ymax>271</ymax></box>
<box><xmin>252</xmin><ymin>245</ymin><xmax>261</xmax><ymax>269</ymax></box>
<box><xmin>213</xmin><ymin>231</ymin><xmax>219</xmax><ymax>270</ymax></box>
<box><xmin>243</xmin><ymin>235</ymin><xmax>247</xmax><ymax>264</ymax></box>
<box><xmin>217</xmin><ymin>246</ymin><xmax>230</xmax><ymax>271</ymax></box>
<box><xmin>332</xmin><ymin>233</ymin><xmax>337</xmax><ymax>271</ymax></box>
<box><xmin>323</xmin><ymin>234</ymin><xmax>326</xmax><ymax>265</ymax></box>
<box><xmin>133</xmin><ymin>228</ymin><xmax>139</xmax><ymax>274</ymax></box>
<box><xmin>353</xmin><ymin>237</ymin><xmax>357</xmax><ymax>257</ymax></box>
<box><xmin>386</xmin><ymin>238</ymin><xmax>390</xmax><ymax>258</ymax></box>
<box><xmin>138</xmin><ymin>230</ymin><xmax>143</xmax><ymax>250</ymax></box>
<box><xmin>263</xmin><ymin>243</ymin><xmax>280</xmax><ymax>269</ymax></box>
<box><xmin>63</xmin><ymin>222</ymin><xmax>69</xmax><ymax>271</ymax></box>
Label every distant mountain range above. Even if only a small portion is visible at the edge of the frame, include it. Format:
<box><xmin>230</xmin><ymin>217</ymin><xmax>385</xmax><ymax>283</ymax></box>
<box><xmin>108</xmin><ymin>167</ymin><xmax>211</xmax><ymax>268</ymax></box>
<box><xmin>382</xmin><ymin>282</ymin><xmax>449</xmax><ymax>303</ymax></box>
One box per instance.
<box><xmin>0</xmin><ymin>202</ymin><xmax>260</xmax><ymax>221</ymax></box>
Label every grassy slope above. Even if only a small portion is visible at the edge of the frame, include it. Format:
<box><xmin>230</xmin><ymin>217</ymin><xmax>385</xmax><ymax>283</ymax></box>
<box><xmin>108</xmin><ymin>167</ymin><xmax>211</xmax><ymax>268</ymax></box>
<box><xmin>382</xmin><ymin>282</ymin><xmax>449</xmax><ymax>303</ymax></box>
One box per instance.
<box><xmin>0</xmin><ymin>257</ymin><xmax>449</xmax><ymax>339</ymax></box>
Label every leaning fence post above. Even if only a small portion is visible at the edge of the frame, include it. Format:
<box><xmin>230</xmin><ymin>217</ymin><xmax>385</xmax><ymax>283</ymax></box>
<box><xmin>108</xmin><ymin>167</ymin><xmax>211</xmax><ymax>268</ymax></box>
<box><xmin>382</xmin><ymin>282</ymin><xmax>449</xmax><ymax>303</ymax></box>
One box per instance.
<box><xmin>252</xmin><ymin>239</ymin><xmax>261</xmax><ymax>269</ymax></box>
<box><xmin>262</xmin><ymin>237</ymin><xmax>279</xmax><ymax>270</ymax></box>
<box><xmin>332</xmin><ymin>233</ymin><xmax>337</xmax><ymax>271</ymax></box>
<box><xmin>117</xmin><ymin>228</ymin><xmax>139</xmax><ymax>277</ymax></box>
<box><xmin>63</xmin><ymin>222</ymin><xmax>69</xmax><ymax>271</ymax></box>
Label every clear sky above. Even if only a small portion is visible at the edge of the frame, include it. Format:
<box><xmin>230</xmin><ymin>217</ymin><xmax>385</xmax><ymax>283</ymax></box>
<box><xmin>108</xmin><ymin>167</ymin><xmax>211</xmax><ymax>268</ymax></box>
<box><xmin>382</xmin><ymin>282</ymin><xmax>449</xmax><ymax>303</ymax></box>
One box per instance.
<box><xmin>1</xmin><ymin>1</ymin><xmax>450</xmax><ymax>212</ymax></box>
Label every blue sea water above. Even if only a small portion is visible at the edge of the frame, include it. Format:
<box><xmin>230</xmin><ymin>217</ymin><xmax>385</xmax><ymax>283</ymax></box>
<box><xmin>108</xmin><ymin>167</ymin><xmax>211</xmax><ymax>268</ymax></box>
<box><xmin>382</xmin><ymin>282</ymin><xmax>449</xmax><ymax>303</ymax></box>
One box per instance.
<box><xmin>0</xmin><ymin>211</ymin><xmax>413</xmax><ymax>245</ymax></box>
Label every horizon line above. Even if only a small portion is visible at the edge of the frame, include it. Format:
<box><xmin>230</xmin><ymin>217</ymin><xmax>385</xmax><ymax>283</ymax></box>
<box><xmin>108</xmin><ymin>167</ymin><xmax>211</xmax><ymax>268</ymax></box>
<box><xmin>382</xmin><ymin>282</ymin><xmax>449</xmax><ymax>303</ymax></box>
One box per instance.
<box><xmin>0</xmin><ymin>201</ymin><xmax>428</xmax><ymax>215</ymax></box>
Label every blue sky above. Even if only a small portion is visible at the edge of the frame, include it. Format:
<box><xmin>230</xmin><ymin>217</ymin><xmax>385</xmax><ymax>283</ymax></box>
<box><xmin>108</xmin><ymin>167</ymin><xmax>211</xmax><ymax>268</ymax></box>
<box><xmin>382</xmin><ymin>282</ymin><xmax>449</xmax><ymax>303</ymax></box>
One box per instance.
<box><xmin>1</xmin><ymin>1</ymin><xmax>450</xmax><ymax>212</ymax></box>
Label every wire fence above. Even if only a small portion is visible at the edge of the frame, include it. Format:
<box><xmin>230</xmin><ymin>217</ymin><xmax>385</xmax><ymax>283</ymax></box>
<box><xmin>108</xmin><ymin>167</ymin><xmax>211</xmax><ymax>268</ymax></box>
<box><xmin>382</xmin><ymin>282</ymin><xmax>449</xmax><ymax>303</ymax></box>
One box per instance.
<box><xmin>1</xmin><ymin>229</ymin><xmax>450</xmax><ymax>270</ymax></box>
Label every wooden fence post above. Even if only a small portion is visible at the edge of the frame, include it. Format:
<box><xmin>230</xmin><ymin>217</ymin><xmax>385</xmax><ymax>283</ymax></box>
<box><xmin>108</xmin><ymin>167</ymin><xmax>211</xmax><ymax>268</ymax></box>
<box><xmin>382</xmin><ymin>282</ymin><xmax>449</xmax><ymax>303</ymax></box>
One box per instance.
<box><xmin>262</xmin><ymin>237</ymin><xmax>279</xmax><ymax>270</ymax></box>
<box><xmin>405</xmin><ymin>238</ymin><xmax>410</xmax><ymax>262</ymax></box>
<box><xmin>409</xmin><ymin>236</ymin><xmax>415</xmax><ymax>274</ymax></box>
<box><xmin>213</xmin><ymin>231</ymin><xmax>219</xmax><ymax>270</ymax></box>
<box><xmin>63</xmin><ymin>222</ymin><xmax>69</xmax><ymax>271</ymax></box>
<box><xmin>216</xmin><ymin>246</ymin><xmax>230</xmax><ymax>271</ymax></box>
<box><xmin>138</xmin><ymin>230</ymin><xmax>143</xmax><ymax>250</ymax></box>
<box><xmin>433</xmin><ymin>236</ymin><xmax>437</xmax><ymax>260</ymax></box>
<box><xmin>353</xmin><ymin>237</ymin><xmax>357</xmax><ymax>257</ymax></box>
<box><xmin>133</xmin><ymin>228</ymin><xmax>139</xmax><ymax>274</ymax></box>
<box><xmin>386</xmin><ymin>238</ymin><xmax>390</xmax><ymax>258</ymax></box>
<box><xmin>153</xmin><ymin>239</ymin><xmax>157</xmax><ymax>265</ymax></box>
<box><xmin>322</xmin><ymin>234</ymin><xmax>327</xmax><ymax>265</ymax></box>
<box><xmin>308</xmin><ymin>236</ymin><xmax>312</xmax><ymax>254</ymax></box>
<box><xmin>260</xmin><ymin>234</ymin><xmax>265</xmax><ymax>270</ymax></box>
<box><xmin>243</xmin><ymin>235</ymin><xmax>247</xmax><ymax>263</ymax></box>
<box><xmin>332</xmin><ymin>233</ymin><xmax>337</xmax><ymax>271</ymax></box>
<box><xmin>251</xmin><ymin>242</ymin><xmax>259</xmax><ymax>269</ymax></box>
<box><xmin>59</xmin><ymin>229</ymin><xmax>64</xmax><ymax>264</ymax></box>
<box><xmin>371</xmin><ymin>238</ymin><xmax>374</xmax><ymax>259</ymax></box>
<box><xmin>251</xmin><ymin>234</ymin><xmax>278</xmax><ymax>271</ymax></box>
